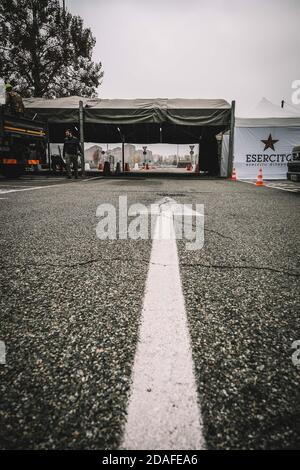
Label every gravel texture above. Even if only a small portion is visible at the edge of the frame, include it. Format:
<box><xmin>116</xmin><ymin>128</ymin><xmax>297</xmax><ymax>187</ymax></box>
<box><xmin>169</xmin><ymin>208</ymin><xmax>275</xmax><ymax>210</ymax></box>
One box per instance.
<box><xmin>0</xmin><ymin>178</ymin><xmax>153</xmax><ymax>449</ymax></box>
<box><xmin>0</xmin><ymin>176</ymin><xmax>299</xmax><ymax>450</ymax></box>
<box><xmin>177</xmin><ymin>180</ymin><xmax>300</xmax><ymax>449</ymax></box>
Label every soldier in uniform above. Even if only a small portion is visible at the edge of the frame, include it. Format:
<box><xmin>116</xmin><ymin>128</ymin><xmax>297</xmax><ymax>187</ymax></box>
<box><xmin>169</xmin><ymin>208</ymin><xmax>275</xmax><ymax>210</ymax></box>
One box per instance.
<box><xmin>5</xmin><ymin>84</ymin><xmax>25</xmax><ymax>116</ymax></box>
<box><xmin>63</xmin><ymin>129</ymin><xmax>83</xmax><ymax>179</ymax></box>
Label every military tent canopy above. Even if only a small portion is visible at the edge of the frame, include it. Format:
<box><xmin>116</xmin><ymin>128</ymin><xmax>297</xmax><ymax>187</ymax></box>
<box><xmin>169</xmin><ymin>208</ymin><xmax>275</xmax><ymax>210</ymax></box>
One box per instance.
<box><xmin>24</xmin><ymin>96</ymin><xmax>232</xmax><ymax>144</ymax></box>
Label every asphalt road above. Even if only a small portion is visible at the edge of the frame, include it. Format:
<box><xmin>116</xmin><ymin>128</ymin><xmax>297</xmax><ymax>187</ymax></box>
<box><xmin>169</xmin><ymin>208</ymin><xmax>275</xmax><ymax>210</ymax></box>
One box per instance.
<box><xmin>0</xmin><ymin>175</ymin><xmax>299</xmax><ymax>449</ymax></box>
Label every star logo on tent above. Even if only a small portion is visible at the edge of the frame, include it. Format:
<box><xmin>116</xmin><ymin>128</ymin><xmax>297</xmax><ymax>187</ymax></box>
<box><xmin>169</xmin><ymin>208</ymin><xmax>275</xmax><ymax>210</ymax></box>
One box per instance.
<box><xmin>261</xmin><ymin>134</ymin><xmax>279</xmax><ymax>151</ymax></box>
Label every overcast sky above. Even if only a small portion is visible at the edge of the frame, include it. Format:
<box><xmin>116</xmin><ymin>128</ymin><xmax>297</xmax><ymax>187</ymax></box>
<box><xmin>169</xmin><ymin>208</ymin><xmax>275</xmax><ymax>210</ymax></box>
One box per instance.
<box><xmin>65</xmin><ymin>0</ymin><xmax>300</xmax><ymax>154</ymax></box>
<box><xmin>66</xmin><ymin>0</ymin><xmax>300</xmax><ymax>113</ymax></box>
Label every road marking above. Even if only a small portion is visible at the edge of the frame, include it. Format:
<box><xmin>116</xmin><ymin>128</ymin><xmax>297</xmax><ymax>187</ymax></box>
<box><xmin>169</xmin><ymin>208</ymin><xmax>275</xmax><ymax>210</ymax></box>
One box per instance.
<box><xmin>0</xmin><ymin>185</ymin><xmax>63</xmax><ymax>194</ymax></box>
<box><xmin>240</xmin><ymin>180</ymin><xmax>300</xmax><ymax>193</ymax></box>
<box><xmin>0</xmin><ymin>181</ymin><xmax>84</xmax><ymax>194</ymax></box>
<box><xmin>262</xmin><ymin>182</ymin><xmax>300</xmax><ymax>192</ymax></box>
<box><xmin>0</xmin><ymin>176</ymin><xmax>104</xmax><ymax>194</ymax></box>
<box><xmin>0</xmin><ymin>184</ymin><xmax>38</xmax><ymax>188</ymax></box>
<box><xmin>82</xmin><ymin>176</ymin><xmax>103</xmax><ymax>182</ymax></box>
<box><xmin>121</xmin><ymin>205</ymin><xmax>205</xmax><ymax>450</ymax></box>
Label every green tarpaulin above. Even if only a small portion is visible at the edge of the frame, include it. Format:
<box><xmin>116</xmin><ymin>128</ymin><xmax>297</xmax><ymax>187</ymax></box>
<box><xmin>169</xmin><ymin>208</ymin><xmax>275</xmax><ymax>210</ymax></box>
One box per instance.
<box><xmin>24</xmin><ymin>96</ymin><xmax>232</xmax><ymax>144</ymax></box>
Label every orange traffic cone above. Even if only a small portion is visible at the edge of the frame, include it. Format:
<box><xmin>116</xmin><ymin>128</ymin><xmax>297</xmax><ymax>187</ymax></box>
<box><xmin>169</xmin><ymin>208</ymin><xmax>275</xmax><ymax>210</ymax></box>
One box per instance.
<box><xmin>255</xmin><ymin>167</ymin><xmax>264</xmax><ymax>186</ymax></box>
<box><xmin>231</xmin><ymin>168</ymin><xmax>237</xmax><ymax>181</ymax></box>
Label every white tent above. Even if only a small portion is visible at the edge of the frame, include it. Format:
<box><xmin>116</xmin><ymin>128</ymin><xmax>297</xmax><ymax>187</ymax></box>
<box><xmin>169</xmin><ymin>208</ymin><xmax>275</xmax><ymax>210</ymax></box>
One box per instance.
<box><xmin>228</xmin><ymin>98</ymin><xmax>300</xmax><ymax>179</ymax></box>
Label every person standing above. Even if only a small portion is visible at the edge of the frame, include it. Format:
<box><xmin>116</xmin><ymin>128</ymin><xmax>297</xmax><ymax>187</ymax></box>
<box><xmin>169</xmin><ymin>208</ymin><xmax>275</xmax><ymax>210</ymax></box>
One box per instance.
<box><xmin>5</xmin><ymin>84</ymin><xmax>25</xmax><ymax>116</ymax></box>
<box><xmin>63</xmin><ymin>129</ymin><xmax>83</xmax><ymax>179</ymax></box>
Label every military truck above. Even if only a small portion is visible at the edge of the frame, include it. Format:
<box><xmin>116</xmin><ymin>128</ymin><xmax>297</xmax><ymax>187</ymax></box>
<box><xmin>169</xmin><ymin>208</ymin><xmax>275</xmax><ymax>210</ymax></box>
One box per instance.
<box><xmin>0</xmin><ymin>110</ymin><xmax>47</xmax><ymax>178</ymax></box>
<box><xmin>287</xmin><ymin>145</ymin><xmax>300</xmax><ymax>182</ymax></box>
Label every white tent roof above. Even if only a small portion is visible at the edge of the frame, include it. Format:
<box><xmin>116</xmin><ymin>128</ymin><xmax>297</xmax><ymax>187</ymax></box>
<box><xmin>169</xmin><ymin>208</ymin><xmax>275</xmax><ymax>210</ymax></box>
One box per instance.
<box><xmin>236</xmin><ymin>98</ymin><xmax>300</xmax><ymax>127</ymax></box>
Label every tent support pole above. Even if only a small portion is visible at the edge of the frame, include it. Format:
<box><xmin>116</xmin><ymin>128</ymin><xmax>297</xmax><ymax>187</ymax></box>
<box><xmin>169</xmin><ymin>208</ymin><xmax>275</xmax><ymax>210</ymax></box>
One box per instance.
<box><xmin>198</xmin><ymin>127</ymin><xmax>204</xmax><ymax>175</ymax></box>
<box><xmin>122</xmin><ymin>138</ymin><xmax>125</xmax><ymax>172</ymax></box>
<box><xmin>0</xmin><ymin>105</ymin><xmax>4</xmax><ymax>138</ymax></box>
<box><xmin>46</xmin><ymin>119</ymin><xmax>51</xmax><ymax>172</ymax></box>
<box><xmin>79</xmin><ymin>100</ymin><xmax>85</xmax><ymax>177</ymax></box>
<box><xmin>228</xmin><ymin>100</ymin><xmax>235</xmax><ymax>178</ymax></box>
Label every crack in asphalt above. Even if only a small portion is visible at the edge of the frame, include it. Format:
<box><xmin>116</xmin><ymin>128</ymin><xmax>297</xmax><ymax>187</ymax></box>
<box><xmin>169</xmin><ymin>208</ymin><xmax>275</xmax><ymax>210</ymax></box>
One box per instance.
<box><xmin>5</xmin><ymin>257</ymin><xmax>299</xmax><ymax>278</ymax></box>
<box><xmin>180</xmin><ymin>263</ymin><xmax>300</xmax><ymax>277</ymax></box>
<box><xmin>4</xmin><ymin>257</ymin><xmax>145</xmax><ymax>270</ymax></box>
<box><xmin>204</xmin><ymin>228</ymin><xmax>234</xmax><ymax>240</ymax></box>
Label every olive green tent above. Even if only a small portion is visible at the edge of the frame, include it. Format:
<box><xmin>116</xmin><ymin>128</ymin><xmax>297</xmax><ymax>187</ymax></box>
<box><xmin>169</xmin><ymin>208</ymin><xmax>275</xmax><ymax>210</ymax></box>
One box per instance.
<box><xmin>24</xmin><ymin>96</ymin><xmax>235</xmax><ymax>175</ymax></box>
<box><xmin>24</xmin><ymin>96</ymin><xmax>232</xmax><ymax>144</ymax></box>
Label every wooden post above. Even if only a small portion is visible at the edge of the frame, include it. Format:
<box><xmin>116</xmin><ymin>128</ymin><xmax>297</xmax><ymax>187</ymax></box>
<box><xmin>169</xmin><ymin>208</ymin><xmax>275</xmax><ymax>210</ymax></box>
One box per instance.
<box><xmin>228</xmin><ymin>100</ymin><xmax>236</xmax><ymax>178</ymax></box>
<box><xmin>79</xmin><ymin>100</ymin><xmax>85</xmax><ymax>177</ymax></box>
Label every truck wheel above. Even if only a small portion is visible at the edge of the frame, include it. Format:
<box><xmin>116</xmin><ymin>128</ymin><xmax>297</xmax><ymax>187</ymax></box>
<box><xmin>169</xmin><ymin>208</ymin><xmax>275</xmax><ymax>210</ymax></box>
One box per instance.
<box><xmin>2</xmin><ymin>164</ymin><xmax>25</xmax><ymax>179</ymax></box>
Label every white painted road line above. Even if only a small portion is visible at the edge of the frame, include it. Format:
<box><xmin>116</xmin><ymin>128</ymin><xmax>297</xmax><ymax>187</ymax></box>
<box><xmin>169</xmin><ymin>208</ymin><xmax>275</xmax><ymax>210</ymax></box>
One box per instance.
<box><xmin>0</xmin><ymin>181</ymin><xmax>85</xmax><ymax>194</ymax></box>
<box><xmin>0</xmin><ymin>177</ymin><xmax>103</xmax><ymax>194</ymax></box>
<box><xmin>0</xmin><ymin>185</ymin><xmax>63</xmax><ymax>194</ymax></box>
<box><xmin>121</xmin><ymin>210</ymin><xmax>205</xmax><ymax>450</ymax></box>
<box><xmin>0</xmin><ymin>185</ymin><xmax>38</xmax><ymax>188</ymax></box>
<box><xmin>82</xmin><ymin>176</ymin><xmax>103</xmax><ymax>182</ymax></box>
<box><xmin>239</xmin><ymin>179</ymin><xmax>300</xmax><ymax>193</ymax></box>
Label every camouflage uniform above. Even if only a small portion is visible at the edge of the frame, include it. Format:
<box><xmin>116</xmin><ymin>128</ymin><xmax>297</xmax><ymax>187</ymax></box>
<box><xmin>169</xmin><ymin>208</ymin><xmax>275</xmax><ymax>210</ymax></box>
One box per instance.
<box><xmin>5</xmin><ymin>91</ymin><xmax>25</xmax><ymax>115</ymax></box>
